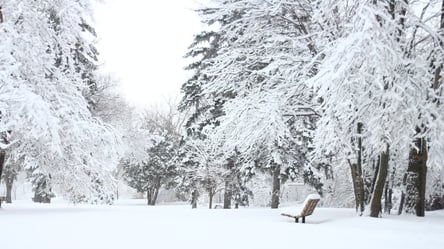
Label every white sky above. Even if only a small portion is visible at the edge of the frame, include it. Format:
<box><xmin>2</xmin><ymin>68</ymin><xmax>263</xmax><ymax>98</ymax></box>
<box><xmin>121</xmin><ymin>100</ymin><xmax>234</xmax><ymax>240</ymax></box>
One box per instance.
<box><xmin>94</xmin><ymin>0</ymin><xmax>205</xmax><ymax>108</ymax></box>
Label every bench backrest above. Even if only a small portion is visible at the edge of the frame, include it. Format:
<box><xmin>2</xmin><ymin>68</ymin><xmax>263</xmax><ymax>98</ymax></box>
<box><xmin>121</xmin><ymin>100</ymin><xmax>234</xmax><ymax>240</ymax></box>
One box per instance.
<box><xmin>301</xmin><ymin>198</ymin><xmax>320</xmax><ymax>216</ymax></box>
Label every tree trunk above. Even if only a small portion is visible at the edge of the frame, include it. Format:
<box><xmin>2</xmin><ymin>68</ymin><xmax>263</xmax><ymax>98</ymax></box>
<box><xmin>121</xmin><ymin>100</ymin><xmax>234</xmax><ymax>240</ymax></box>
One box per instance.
<box><xmin>398</xmin><ymin>173</ymin><xmax>407</xmax><ymax>215</ymax></box>
<box><xmin>0</xmin><ymin>6</ymin><xmax>4</xmax><ymax>23</ymax></box>
<box><xmin>223</xmin><ymin>180</ymin><xmax>232</xmax><ymax>209</ymax></box>
<box><xmin>398</xmin><ymin>192</ymin><xmax>406</xmax><ymax>215</ymax></box>
<box><xmin>152</xmin><ymin>178</ymin><xmax>161</xmax><ymax>206</ymax></box>
<box><xmin>349</xmin><ymin>122</ymin><xmax>365</xmax><ymax>214</ymax></box>
<box><xmin>6</xmin><ymin>177</ymin><xmax>13</xmax><ymax>203</ymax></box>
<box><xmin>405</xmin><ymin>134</ymin><xmax>427</xmax><ymax>216</ymax></box>
<box><xmin>208</xmin><ymin>189</ymin><xmax>214</xmax><ymax>209</ymax></box>
<box><xmin>152</xmin><ymin>187</ymin><xmax>160</xmax><ymax>206</ymax></box>
<box><xmin>384</xmin><ymin>181</ymin><xmax>392</xmax><ymax>214</ymax></box>
<box><xmin>146</xmin><ymin>178</ymin><xmax>162</xmax><ymax>206</ymax></box>
<box><xmin>147</xmin><ymin>190</ymin><xmax>156</xmax><ymax>206</ymax></box>
<box><xmin>271</xmin><ymin>164</ymin><xmax>281</xmax><ymax>209</ymax></box>
<box><xmin>370</xmin><ymin>157</ymin><xmax>379</xmax><ymax>196</ymax></box>
<box><xmin>356</xmin><ymin>123</ymin><xmax>365</xmax><ymax>212</ymax></box>
<box><xmin>350</xmin><ymin>163</ymin><xmax>365</xmax><ymax>214</ymax></box>
<box><xmin>147</xmin><ymin>191</ymin><xmax>153</xmax><ymax>205</ymax></box>
<box><xmin>191</xmin><ymin>189</ymin><xmax>198</xmax><ymax>209</ymax></box>
<box><xmin>0</xmin><ymin>149</ymin><xmax>5</xmax><ymax>185</ymax></box>
<box><xmin>370</xmin><ymin>146</ymin><xmax>389</xmax><ymax>218</ymax></box>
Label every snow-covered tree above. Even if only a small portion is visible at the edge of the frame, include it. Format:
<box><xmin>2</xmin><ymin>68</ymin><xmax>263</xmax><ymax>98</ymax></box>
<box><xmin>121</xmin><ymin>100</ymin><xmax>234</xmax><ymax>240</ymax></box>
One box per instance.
<box><xmin>310</xmin><ymin>0</ymin><xmax>444</xmax><ymax>216</ymax></box>
<box><xmin>122</xmin><ymin>104</ymin><xmax>182</xmax><ymax>205</ymax></box>
<box><xmin>122</xmin><ymin>136</ymin><xmax>179</xmax><ymax>205</ymax></box>
<box><xmin>0</xmin><ymin>0</ymin><xmax>121</xmax><ymax>203</ymax></box>
<box><xmin>188</xmin><ymin>0</ymin><xmax>320</xmax><ymax>208</ymax></box>
<box><xmin>182</xmin><ymin>0</ymin><xmax>444</xmax><ymax>214</ymax></box>
<box><xmin>179</xmin><ymin>5</ymin><xmax>246</xmax><ymax>209</ymax></box>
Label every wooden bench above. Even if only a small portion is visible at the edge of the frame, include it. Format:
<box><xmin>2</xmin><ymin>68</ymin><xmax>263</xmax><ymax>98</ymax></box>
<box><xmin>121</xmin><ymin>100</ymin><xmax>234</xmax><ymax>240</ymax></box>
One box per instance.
<box><xmin>281</xmin><ymin>195</ymin><xmax>320</xmax><ymax>223</ymax></box>
<box><xmin>0</xmin><ymin>196</ymin><xmax>5</xmax><ymax>208</ymax></box>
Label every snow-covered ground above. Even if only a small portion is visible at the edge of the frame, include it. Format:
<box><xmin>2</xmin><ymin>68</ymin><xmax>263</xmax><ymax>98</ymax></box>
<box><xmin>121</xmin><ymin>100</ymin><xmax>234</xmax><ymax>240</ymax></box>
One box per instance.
<box><xmin>1</xmin><ymin>199</ymin><xmax>443</xmax><ymax>249</ymax></box>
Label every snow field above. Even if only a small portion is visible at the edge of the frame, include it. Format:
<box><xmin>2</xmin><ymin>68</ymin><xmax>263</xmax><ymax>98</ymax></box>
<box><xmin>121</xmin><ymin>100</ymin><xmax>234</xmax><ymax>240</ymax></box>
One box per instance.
<box><xmin>0</xmin><ymin>200</ymin><xmax>443</xmax><ymax>249</ymax></box>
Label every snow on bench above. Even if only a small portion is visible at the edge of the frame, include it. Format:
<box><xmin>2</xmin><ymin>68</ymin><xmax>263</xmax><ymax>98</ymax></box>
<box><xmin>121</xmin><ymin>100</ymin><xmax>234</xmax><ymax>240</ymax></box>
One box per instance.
<box><xmin>281</xmin><ymin>194</ymin><xmax>321</xmax><ymax>223</ymax></box>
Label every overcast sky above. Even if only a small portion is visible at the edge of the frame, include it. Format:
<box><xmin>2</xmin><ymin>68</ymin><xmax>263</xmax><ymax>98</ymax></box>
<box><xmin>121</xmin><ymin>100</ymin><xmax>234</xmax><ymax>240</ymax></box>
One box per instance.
<box><xmin>94</xmin><ymin>0</ymin><xmax>205</xmax><ymax>108</ymax></box>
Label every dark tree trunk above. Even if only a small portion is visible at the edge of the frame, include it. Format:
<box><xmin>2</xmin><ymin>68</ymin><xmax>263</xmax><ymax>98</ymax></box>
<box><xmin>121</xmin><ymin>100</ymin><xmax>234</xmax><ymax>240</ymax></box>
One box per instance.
<box><xmin>384</xmin><ymin>181</ymin><xmax>392</xmax><ymax>214</ymax></box>
<box><xmin>147</xmin><ymin>189</ymin><xmax>157</xmax><ymax>206</ymax></box>
<box><xmin>356</xmin><ymin>123</ymin><xmax>365</xmax><ymax>210</ymax></box>
<box><xmin>271</xmin><ymin>164</ymin><xmax>281</xmax><ymax>209</ymax></box>
<box><xmin>370</xmin><ymin>157</ymin><xmax>380</xmax><ymax>196</ymax></box>
<box><xmin>153</xmin><ymin>177</ymin><xmax>161</xmax><ymax>205</ymax></box>
<box><xmin>405</xmin><ymin>135</ymin><xmax>427</xmax><ymax>216</ymax></box>
<box><xmin>147</xmin><ymin>190</ymin><xmax>156</xmax><ymax>206</ymax></box>
<box><xmin>350</xmin><ymin>163</ymin><xmax>365</xmax><ymax>214</ymax></box>
<box><xmin>146</xmin><ymin>178</ymin><xmax>162</xmax><ymax>206</ymax></box>
<box><xmin>370</xmin><ymin>146</ymin><xmax>389</xmax><ymax>218</ymax></box>
<box><xmin>208</xmin><ymin>189</ymin><xmax>214</xmax><ymax>209</ymax></box>
<box><xmin>349</xmin><ymin>122</ymin><xmax>365</xmax><ymax>214</ymax></box>
<box><xmin>398</xmin><ymin>192</ymin><xmax>406</xmax><ymax>215</ymax></box>
<box><xmin>191</xmin><ymin>189</ymin><xmax>198</xmax><ymax>209</ymax></box>
<box><xmin>152</xmin><ymin>187</ymin><xmax>160</xmax><ymax>205</ymax></box>
<box><xmin>398</xmin><ymin>173</ymin><xmax>407</xmax><ymax>215</ymax></box>
<box><xmin>6</xmin><ymin>177</ymin><xmax>13</xmax><ymax>203</ymax></box>
<box><xmin>223</xmin><ymin>180</ymin><xmax>232</xmax><ymax>209</ymax></box>
<box><xmin>0</xmin><ymin>149</ymin><xmax>5</xmax><ymax>185</ymax></box>
<box><xmin>0</xmin><ymin>6</ymin><xmax>4</xmax><ymax>23</ymax></box>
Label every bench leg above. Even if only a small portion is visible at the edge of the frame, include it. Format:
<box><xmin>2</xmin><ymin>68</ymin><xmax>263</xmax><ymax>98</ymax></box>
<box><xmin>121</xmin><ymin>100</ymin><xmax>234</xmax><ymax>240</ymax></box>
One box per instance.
<box><xmin>302</xmin><ymin>216</ymin><xmax>305</xmax><ymax>223</ymax></box>
<box><xmin>295</xmin><ymin>217</ymin><xmax>299</xmax><ymax>223</ymax></box>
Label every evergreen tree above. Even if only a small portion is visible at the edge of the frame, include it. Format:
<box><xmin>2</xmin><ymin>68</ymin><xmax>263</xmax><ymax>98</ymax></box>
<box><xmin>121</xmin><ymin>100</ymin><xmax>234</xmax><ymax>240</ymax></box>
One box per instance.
<box><xmin>178</xmin><ymin>5</ymin><xmax>244</xmax><ymax>208</ymax></box>
<box><xmin>123</xmin><ymin>136</ymin><xmax>179</xmax><ymax>205</ymax></box>
<box><xmin>193</xmin><ymin>0</ymin><xmax>319</xmax><ymax>208</ymax></box>
<box><xmin>122</xmin><ymin>105</ymin><xmax>182</xmax><ymax>205</ymax></box>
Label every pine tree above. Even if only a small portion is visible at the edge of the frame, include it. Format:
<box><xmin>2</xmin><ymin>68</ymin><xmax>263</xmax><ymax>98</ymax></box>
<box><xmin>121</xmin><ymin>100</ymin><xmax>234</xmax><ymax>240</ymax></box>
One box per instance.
<box><xmin>122</xmin><ymin>105</ymin><xmax>181</xmax><ymax>205</ymax></box>
<box><xmin>194</xmin><ymin>0</ymin><xmax>320</xmax><ymax>208</ymax></box>
<box><xmin>178</xmin><ymin>5</ymin><xmax>243</xmax><ymax>208</ymax></box>
<box><xmin>123</xmin><ymin>134</ymin><xmax>179</xmax><ymax>206</ymax></box>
